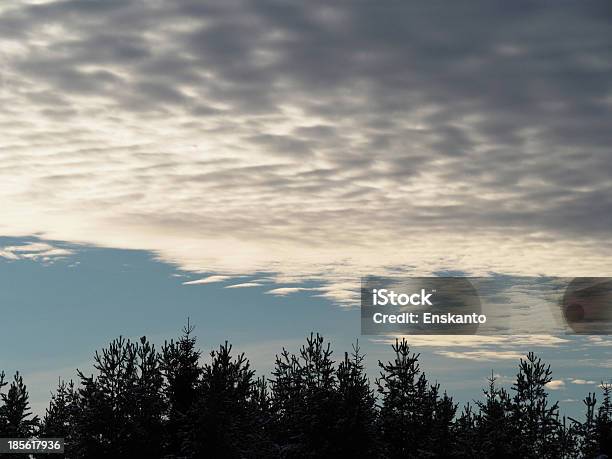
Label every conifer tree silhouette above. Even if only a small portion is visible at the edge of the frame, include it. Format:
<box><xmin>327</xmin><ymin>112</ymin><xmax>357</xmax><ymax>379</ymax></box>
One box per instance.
<box><xmin>0</xmin><ymin>371</ymin><xmax>39</xmax><ymax>438</ymax></box>
<box><xmin>558</xmin><ymin>414</ymin><xmax>580</xmax><ymax>459</ymax></box>
<box><xmin>510</xmin><ymin>352</ymin><xmax>562</xmax><ymax>458</ymax></box>
<box><xmin>73</xmin><ymin>336</ymin><xmax>165</xmax><ymax>459</ymax></box>
<box><xmin>453</xmin><ymin>403</ymin><xmax>479</xmax><ymax>458</ymax></box>
<box><xmin>270</xmin><ymin>333</ymin><xmax>341</xmax><ymax>458</ymax></box>
<box><xmin>183</xmin><ymin>341</ymin><xmax>268</xmax><ymax>458</ymax></box>
<box><xmin>572</xmin><ymin>392</ymin><xmax>599</xmax><ymax>458</ymax></box>
<box><xmin>336</xmin><ymin>342</ymin><xmax>379</xmax><ymax>457</ymax></box>
<box><xmin>0</xmin><ymin>371</ymin><xmax>39</xmax><ymax>459</ymax></box>
<box><xmin>596</xmin><ymin>381</ymin><xmax>612</xmax><ymax>458</ymax></box>
<box><xmin>40</xmin><ymin>379</ymin><xmax>78</xmax><ymax>458</ymax></box>
<box><xmin>0</xmin><ymin>371</ymin><xmax>6</xmax><ymax>435</ymax></box>
<box><xmin>474</xmin><ymin>372</ymin><xmax>514</xmax><ymax>458</ymax></box>
<box><xmin>376</xmin><ymin>338</ymin><xmax>456</xmax><ymax>458</ymax></box>
<box><xmin>3</xmin><ymin>329</ymin><xmax>612</xmax><ymax>458</ymax></box>
<box><xmin>161</xmin><ymin>319</ymin><xmax>202</xmax><ymax>457</ymax></box>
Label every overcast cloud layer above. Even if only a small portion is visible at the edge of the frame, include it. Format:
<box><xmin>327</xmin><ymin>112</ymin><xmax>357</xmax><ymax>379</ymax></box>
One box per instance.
<box><xmin>1</xmin><ymin>0</ymin><xmax>612</xmax><ymax>303</ymax></box>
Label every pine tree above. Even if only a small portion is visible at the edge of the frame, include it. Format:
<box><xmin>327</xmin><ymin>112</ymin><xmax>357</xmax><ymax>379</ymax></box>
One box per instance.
<box><xmin>597</xmin><ymin>381</ymin><xmax>612</xmax><ymax>458</ymax></box>
<box><xmin>0</xmin><ymin>371</ymin><xmax>39</xmax><ymax>438</ymax></box>
<box><xmin>557</xmin><ymin>415</ymin><xmax>580</xmax><ymax>459</ymax></box>
<box><xmin>160</xmin><ymin>319</ymin><xmax>203</xmax><ymax>457</ymax></box>
<box><xmin>429</xmin><ymin>385</ymin><xmax>457</xmax><ymax>456</ymax></box>
<box><xmin>0</xmin><ymin>371</ymin><xmax>6</xmax><ymax>435</ymax></box>
<box><xmin>251</xmin><ymin>375</ymin><xmax>276</xmax><ymax>455</ymax></box>
<box><xmin>475</xmin><ymin>372</ymin><xmax>513</xmax><ymax>458</ymax></box>
<box><xmin>336</xmin><ymin>342</ymin><xmax>379</xmax><ymax>457</ymax></box>
<box><xmin>376</xmin><ymin>339</ymin><xmax>456</xmax><ymax>458</ymax></box>
<box><xmin>510</xmin><ymin>352</ymin><xmax>562</xmax><ymax>458</ymax></box>
<box><xmin>270</xmin><ymin>346</ymin><xmax>303</xmax><ymax>456</ymax></box>
<box><xmin>73</xmin><ymin>336</ymin><xmax>165</xmax><ymax>458</ymax></box>
<box><xmin>40</xmin><ymin>379</ymin><xmax>79</xmax><ymax>458</ymax></box>
<box><xmin>132</xmin><ymin>336</ymin><xmax>166</xmax><ymax>455</ymax></box>
<box><xmin>183</xmin><ymin>341</ymin><xmax>269</xmax><ymax>458</ymax></box>
<box><xmin>570</xmin><ymin>392</ymin><xmax>598</xmax><ymax>458</ymax></box>
<box><xmin>376</xmin><ymin>338</ymin><xmax>422</xmax><ymax>458</ymax></box>
<box><xmin>270</xmin><ymin>333</ymin><xmax>341</xmax><ymax>457</ymax></box>
<box><xmin>453</xmin><ymin>403</ymin><xmax>479</xmax><ymax>458</ymax></box>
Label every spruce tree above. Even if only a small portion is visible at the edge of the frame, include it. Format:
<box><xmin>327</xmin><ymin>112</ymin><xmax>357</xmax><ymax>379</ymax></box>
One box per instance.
<box><xmin>453</xmin><ymin>403</ymin><xmax>479</xmax><ymax>458</ymax></box>
<box><xmin>475</xmin><ymin>372</ymin><xmax>513</xmax><ymax>458</ymax></box>
<box><xmin>336</xmin><ymin>342</ymin><xmax>379</xmax><ymax>457</ymax></box>
<box><xmin>160</xmin><ymin>320</ymin><xmax>203</xmax><ymax>457</ymax></box>
<box><xmin>0</xmin><ymin>371</ymin><xmax>6</xmax><ymax>435</ymax></box>
<box><xmin>510</xmin><ymin>352</ymin><xmax>562</xmax><ymax>458</ymax></box>
<box><xmin>251</xmin><ymin>375</ymin><xmax>275</xmax><ymax>455</ymax></box>
<box><xmin>270</xmin><ymin>333</ymin><xmax>341</xmax><ymax>457</ymax></box>
<box><xmin>183</xmin><ymin>341</ymin><xmax>268</xmax><ymax>458</ymax></box>
<box><xmin>73</xmin><ymin>336</ymin><xmax>165</xmax><ymax>458</ymax></box>
<box><xmin>40</xmin><ymin>379</ymin><xmax>79</xmax><ymax>458</ymax></box>
<box><xmin>270</xmin><ymin>346</ymin><xmax>303</xmax><ymax>456</ymax></box>
<box><xmin>557</xmin><ymin>415</ymin><xmax>579</xmax><ymax>459</ymax></box>
<box><xmin>0</xmin><ymin>371</ymin><xmax>39</xmax><ymax>438</ymax></box>
<box><xmin>571</xmin><ymin>392</ymin><xmax>598</xmax><ymax>458</ymax></box>
<box><xmin>597</xmin><ymin>381</ymin><xmax>612</xmax><ymax>458</ymax></box>
<box><xmin>376</xmin><ymin>339</ymin><xmax>456</xmax><ymax>458</ymax></box>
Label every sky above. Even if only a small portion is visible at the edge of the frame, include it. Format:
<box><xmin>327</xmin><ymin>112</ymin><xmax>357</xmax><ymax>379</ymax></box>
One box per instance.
<box><xmin>1</xmin><ymin>0</ymin><xmax>612</xmax><ymax>416</ymax></box>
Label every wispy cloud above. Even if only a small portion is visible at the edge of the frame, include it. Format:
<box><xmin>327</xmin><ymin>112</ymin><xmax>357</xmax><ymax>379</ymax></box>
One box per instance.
<box><xmin>570</xmin><ymin>379</ymin><xmax>596</xmax><ymax>385</ymax></box>
<box><xmin>585</xmin><ymin>336</ymin><xmax>612</xmax><ymax>347</ymax></box>
<box><xmin>436</xmin><ymin>350</ymin><xmax>525</xmax><ymax>361</ymax></box>
<box><xmin>370</xmin><ymin>334</ymin><xmax>577</xmax><ymax>361</ymax></box>
<box><xmin>371</xmin><ymin>335</ymin><xmax>569</xmax><ymax>348</ymax></box>
<box><xmin>182</xmin><ymin>275</ymin><xmax>231</xmax><ymax>285</ymax></box>
<box><xmin>545</xmin><ymin>380</ymin><xmax>566</xmax><ymax>390</ymax></box>
<box><xmin>265</xmin><ymin>287</ymin><xmax>316</xmax><ymax>296</ymax></box>
<box><xmin>225</xmin><ymin>282</ymin><xmax>263</xmax><ymax>289</ymax></box>
<box><xmin>0</xmin><ymin>242</ymin><xmax>73</xmax><ymax>262</ymax></box>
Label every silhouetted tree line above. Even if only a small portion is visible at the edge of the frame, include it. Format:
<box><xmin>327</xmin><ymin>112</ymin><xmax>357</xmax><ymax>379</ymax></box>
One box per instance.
<box><xmin>1</xmin><ymin>324</ymin><xmax>611</xmax><ymax>458</ymax></box>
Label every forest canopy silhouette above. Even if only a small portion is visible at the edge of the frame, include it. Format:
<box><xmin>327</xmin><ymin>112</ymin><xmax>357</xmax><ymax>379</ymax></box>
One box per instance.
<box><xmin>1</xmin><ymin>323</ymin><xmax>611</xmax><ymax>458</ymax></box>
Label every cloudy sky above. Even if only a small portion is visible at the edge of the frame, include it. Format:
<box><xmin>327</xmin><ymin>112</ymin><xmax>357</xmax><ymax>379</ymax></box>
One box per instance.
<box><xmin>1</xmin><ymin>0</ymin><xmax>612</xmax><ymax>415</ymax></box>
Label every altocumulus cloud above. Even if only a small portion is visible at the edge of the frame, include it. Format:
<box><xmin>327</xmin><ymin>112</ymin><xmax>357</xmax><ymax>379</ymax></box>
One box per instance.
<box><xmin>182</xmin><ymin>275</ymin><xmax>232</xmax><ymax>285</ymax></box>
<box><xmin>0</xmin><ymin>242</ymin><xmax>73</xmax><ymax>263</ymax></box>
<box><xmin>1</xmin><ymin>1</ymin><xmax>612</xmax><ymax>304</ymax></box>
<box><xmin>545</xmin><ymin>380</ymin><xmax>566</xmax><ymax>391</ymax></box>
